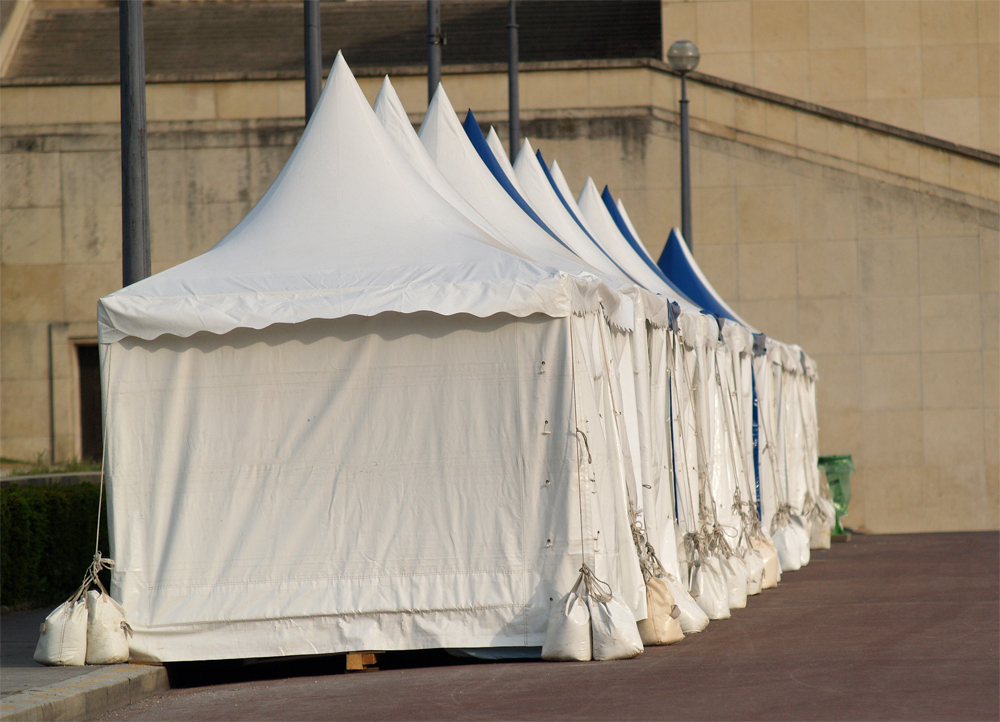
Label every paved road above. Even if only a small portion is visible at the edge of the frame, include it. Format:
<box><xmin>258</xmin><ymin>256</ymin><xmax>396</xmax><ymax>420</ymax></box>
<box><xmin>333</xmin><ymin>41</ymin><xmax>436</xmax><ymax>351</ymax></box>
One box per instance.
<box><xmin>95</xmin><ymin>533</ymin><xmax>998</xmax><ymax>721</ymax></box>
<box><xmin>1</xmin><ymin>607</ymin><xmax>101</xmax><ymax>697</ymax></box>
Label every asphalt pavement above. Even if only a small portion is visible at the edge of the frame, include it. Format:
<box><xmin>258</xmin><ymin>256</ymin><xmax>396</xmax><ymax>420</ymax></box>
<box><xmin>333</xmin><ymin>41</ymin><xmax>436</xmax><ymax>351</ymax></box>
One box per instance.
<box><xmin>1</xmin><ymin>607</ymin><xmax>168</xmax><ymax>721</ymax></box>
<box><xmin>89</xmin><ymin>532</ymin><xmax>998</xmax><ymax>721</ymax></box>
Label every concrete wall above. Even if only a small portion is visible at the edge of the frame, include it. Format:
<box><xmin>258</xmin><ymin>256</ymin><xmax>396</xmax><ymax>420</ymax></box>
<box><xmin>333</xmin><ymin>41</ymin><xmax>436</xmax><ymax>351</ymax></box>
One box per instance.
<box><xmin>1</xmin><ymin>63</ymin><xmax>997</xmax><ymax>530</ymax></box>
<box><xmin>661</xmin><ymin>0</ymin><xmax>999</xmax><ymax>153</ymax></box>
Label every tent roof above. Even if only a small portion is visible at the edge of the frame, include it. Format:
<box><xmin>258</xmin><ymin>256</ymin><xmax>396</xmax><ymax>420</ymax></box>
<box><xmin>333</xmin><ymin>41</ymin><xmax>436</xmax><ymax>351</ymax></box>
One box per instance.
<box><xmin>98</xmin><ymin>56</ymin><xmax>623</xmax><ymax>344</ymax></box>
<box><xmin>575</xmin><ymin>178</ymin><xmax>698</xmax><ymax>312</ymax></box>
<box><xmin>656</xmin><ymin>228</ymin><xmax>758</xmax><ymax>332</ymax></box>
<box><xmin>416</xmin><ymin>85</ymin><xmax>634</xmax><ymax>329</ymax></box>
<box><xmin>506</xmin><ymin>137</ymin><xmax>636</xmax><ymax>283</ymax></box>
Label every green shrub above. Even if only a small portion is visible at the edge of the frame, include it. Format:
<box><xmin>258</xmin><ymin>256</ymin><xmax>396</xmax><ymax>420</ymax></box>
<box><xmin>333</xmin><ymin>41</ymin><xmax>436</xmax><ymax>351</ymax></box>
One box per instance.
<box><xmin>1</xmin><ymin>483</ymin><xmax>109</xmax><ymax>609</ymax></box>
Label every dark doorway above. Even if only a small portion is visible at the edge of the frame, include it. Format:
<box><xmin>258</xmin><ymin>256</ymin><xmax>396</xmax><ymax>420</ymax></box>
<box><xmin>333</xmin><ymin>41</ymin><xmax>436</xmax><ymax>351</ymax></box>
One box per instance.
<box><xmin>77</xmin><ymin>344</ymin><xmax>102</xmax><ymax>461</ymax></box>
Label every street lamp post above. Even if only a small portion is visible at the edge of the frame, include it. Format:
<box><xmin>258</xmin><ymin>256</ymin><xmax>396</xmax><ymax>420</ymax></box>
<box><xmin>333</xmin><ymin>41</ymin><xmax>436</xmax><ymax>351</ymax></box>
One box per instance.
<box><xmin>667</xmin><ymin>40</ymin><xmax>699</xmax><ymax>251</ymax></box>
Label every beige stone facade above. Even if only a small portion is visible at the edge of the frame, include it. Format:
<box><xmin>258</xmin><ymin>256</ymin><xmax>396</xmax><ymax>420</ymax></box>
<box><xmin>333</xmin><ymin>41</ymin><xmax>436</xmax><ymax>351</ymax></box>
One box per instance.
<box><xmin>661</xmin><ymin>0</ymin><xmax>999</xmax><ymax>153</ymax></box>
<box><xmin>1</xmin><ymin>61</ymin><xmax>997</xmax><ymax>531</ymax></box>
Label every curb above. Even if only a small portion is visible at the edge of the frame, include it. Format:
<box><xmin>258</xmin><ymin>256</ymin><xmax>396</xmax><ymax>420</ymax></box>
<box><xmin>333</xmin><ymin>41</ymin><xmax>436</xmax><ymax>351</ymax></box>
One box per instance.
<box><xmin>0</xmin><ymin>665</ymin><xmax>168</xmax><ymax>722</ymax></box>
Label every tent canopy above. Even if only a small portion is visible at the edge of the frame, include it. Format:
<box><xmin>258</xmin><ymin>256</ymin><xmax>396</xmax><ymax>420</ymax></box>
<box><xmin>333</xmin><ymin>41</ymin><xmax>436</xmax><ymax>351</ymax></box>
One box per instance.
<box><xmin>656</xmin><ymin>228</ymin><xmax>757</xmax><ymax>331</ymax></box>
<box><xmin>97</xmin><ymin>55</ymin><xmax>624</xmax><ymax>345</ymax></box>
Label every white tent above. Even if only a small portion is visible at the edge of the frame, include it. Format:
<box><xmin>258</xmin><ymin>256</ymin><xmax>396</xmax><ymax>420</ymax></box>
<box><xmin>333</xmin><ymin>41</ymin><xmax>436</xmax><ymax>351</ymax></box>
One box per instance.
<box><xmin>98</xmin><ymin>56</ymin><xmax>647</xmax><ymax>662</ymax></box>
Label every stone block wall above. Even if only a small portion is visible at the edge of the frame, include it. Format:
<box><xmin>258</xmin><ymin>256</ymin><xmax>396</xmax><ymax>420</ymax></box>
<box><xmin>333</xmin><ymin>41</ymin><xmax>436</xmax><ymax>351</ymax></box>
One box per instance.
<box><xmin>660</xmin><ymin>0</ymin><xmax>999</xmax><ymax>153</ymax></box>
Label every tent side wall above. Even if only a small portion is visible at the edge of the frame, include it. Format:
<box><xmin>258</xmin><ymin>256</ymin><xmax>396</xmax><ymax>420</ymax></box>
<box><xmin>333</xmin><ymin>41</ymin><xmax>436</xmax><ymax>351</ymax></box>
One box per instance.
<box><xmin>102</xmin><ymin>312</ymin><xmax>600</xmax><ymax>663</ymax></box>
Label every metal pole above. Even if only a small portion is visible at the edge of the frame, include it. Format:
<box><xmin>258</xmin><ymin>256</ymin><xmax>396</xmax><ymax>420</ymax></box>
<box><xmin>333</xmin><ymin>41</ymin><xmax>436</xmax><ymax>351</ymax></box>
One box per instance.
<box><xmin>679</xmin><ymin>73</ymin><xmax>692</xmax><ymax>250</ymax></box>
<box><xmin>304</xmin><ymin>0</ymin><xmax>322</xmax><ymax>121</ymax></box>
<box><xmin>119</xmin><ymin>0</ymin><xmax>150</xmax><ymax>287</ymax></box>
<box><xmin>427</xmin><ymin>0</ymin><xmax>441</xmax><ymax>102</ymax></box>
<box><xmin>507</xmin><ymin>0</ymin><xmax>520</xmax><ymax>160</ymax></box>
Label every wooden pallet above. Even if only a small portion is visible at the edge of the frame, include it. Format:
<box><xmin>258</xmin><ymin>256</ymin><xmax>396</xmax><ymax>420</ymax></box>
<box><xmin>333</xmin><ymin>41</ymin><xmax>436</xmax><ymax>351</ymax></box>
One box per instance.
<box><xmin>345</xmin><ymin>651</ymin><xmax>380</xmax><ymax>672</ymax></box>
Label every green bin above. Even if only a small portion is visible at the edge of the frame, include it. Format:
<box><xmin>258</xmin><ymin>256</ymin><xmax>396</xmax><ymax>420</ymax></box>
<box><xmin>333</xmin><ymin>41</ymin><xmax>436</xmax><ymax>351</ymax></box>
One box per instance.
<box><xmin>818</xmin><ymin>455</ymin><xmax>854</xmax><ymax>535</ymax></box>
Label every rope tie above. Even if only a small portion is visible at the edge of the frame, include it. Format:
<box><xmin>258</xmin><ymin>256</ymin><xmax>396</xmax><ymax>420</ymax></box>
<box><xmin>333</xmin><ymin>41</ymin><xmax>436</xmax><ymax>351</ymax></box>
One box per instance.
<box><xmin>770</xmin><ymin>503</ymin><xmax>793</xmax><ymax>535</ymax></box>
<box><xmin>579</xmin><ymin>564</ymin><xmax>613</xmax><ymax>604</ymax></box>
<box><xmin>575</xmin><ymin>428</ymin><xmax>593</xmax><ymax>464</ymax></box>
<box><xmin>683</xmin><ymin>531</ymin><xmax>705</xmax><ymax>567</ymax></box>
<box><xmin>705</xmin><ymin>523</ymin><xmax>736</xmax><ymax>558</ymax></box>
<box><xmin>801</xmin><ymin>491</ymin><xmax>825</xmax><ymax>524</ymax></box>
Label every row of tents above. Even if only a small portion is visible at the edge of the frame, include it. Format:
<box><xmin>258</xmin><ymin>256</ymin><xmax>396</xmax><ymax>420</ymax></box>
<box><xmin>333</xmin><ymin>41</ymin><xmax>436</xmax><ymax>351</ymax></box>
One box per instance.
<box><xmin>97</xmin><ymin>55</ymin><xmax>831</xmax><ymax>663</ymax></box>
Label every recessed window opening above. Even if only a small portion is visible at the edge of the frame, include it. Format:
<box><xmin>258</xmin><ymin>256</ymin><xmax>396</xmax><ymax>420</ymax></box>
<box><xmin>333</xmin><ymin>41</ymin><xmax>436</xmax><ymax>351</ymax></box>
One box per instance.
<box><xmin>76</xmin><ymin>344</ymin><xmax>102</xmax><ymax>462</ymax></box>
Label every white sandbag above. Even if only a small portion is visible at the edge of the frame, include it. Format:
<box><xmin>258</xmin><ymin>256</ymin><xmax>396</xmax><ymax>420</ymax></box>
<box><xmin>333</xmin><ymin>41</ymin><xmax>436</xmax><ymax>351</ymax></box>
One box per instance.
<box><xmin>589</xmin><ymin>592</ymin><xmax>644</xmax><ymax>661</ymax></box>
<box><xmin>753</xmin><ymin>535</ymin><xmax>781</xmax><ymax>588</ymax></box>
<box><xmin>772</xmin><ymin>522</ymin><xmax>803</xmax><ymax>572</ymax></box>
<box><xmin>665</xmin><ymin>574</ymin><xmax>709</xmax><ymax>634</ymax></box>
<box><xmin>690</xmin><ymin>557</ymin><xmax>730</xmax><ymax>620</ymax></box>
<box><xmin>675</xmin><ymin>536</ymin><xmax>689</xmax><ymax>591</ymax></box>
<box><xmin>719</xmin><ymin>553</ymin><xmax>749</xmax><ymax>610</ymax></box>
<box><xmin>541</xmin><ymin>574</ymin><xmax>592</xmax><ymax>662</ymax></box>
<box><xmin>810</xmin><ymin>521</ymin><xmax>831</xmax><ymax>549</ymax></box>
<box><xmin>33</xmin><ymin>599</ymin><xmax>88</xmax><ymax>666</ymax></box>
<box><xmin>85</xmin><ymin>590</ymin><xmax>131</xmax><ymax>665</ymax></box>
<box><xmin>636</xmin><ymin>577</ymin><xmax>684</xmax><ymax>646</ymax></box>
<box><xmin>743</xmin><ymin>546</ymin><xmax>765</xmax><ymax>595</ymax></box>
<box><xmin>793</xmin><ymin>514</ymin><xmax>812</xmax><ymax>567</ymax></box>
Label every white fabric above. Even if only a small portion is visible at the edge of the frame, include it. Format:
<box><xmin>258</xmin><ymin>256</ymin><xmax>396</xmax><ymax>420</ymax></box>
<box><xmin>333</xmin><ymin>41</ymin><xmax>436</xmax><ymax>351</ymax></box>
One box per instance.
<box><xmin>773</xmin><ymin>521</ymin><xmax>804</xmax><ymax>572</ymax></box>
<box><xmin>743</xmin><ymin>547</ymin><xmax>765</xmax><ymax>595</ymax></box>
<box><xmin>541</xmin><ymin>576</ymin><xmax>592</xmax><ymax>662</ymax></box>
<box><xmin>690</xmin><ymin>557</ymin><xmax>730</xmax><ymax>620</ymax></box>
<box><xmin>718</xmin><ymin>553</ymin><xmax>749</xmax><ymax>610</ymax></box>
<box><xmin>589</xmin><ymin>594</ymin><xmax>644</xmax><ymax>661</ymax></box>
<box><xmin>577</xmin><ymin>178</ymin><xmax>691</xmax><ymax>306</ymax></box>
<box><xmin>105</xmin><ymin>312</ymin><xmax>646</xmax><ymax>662</ymax></box>
<box><xmin>98</xmin><ymin>56</ymin><xmax>625</xmax><ymax>345</ymax></box>
<box><xmin>615</xmin><ymin>200</ymin><xmax>642</xmax><ymax>247</ymax></box>
<box><xmin>86</xmin><ymin>590</ymin><xmax>130</xmax><ymax>665</ymax></box>
<box><xmin>33</xmin><ymin>600</ymin><xmax>88</xmax><ymax>666</ymax></box>
<box><xmin>665</xmin><ymin>574</ymin><xmax>709</xmax><ymax>633</ymax></box>
<box><xmin>509</xmin><ymin>139</ymin><xmax>634</xmax><ymax>284</ymax></box>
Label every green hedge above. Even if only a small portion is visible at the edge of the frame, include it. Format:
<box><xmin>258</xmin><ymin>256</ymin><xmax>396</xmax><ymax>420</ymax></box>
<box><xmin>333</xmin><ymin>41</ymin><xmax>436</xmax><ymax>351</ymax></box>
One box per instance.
<box><xmin>1</xmin><ymin>483</ymin><xmax>109</xmax><ymax>609</ymax></box>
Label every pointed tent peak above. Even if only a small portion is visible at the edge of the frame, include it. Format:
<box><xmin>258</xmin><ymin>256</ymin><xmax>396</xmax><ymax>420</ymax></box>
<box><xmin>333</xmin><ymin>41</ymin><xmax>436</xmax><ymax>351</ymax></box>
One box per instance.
<box><xmin>374</xmin><ymin>75</ymin><xmax>394</xmax><ymax>103</ymax></box>
<box><xmin>101</xmin><ymin>48</ymin><xmax>619</xmax><ymax>343</ymax></box>
<box><xmin>461</xmin><ymin>112</ymin><xmax>562</xmax><ymax>246</ymax></box>
<box><xmin>578</xmin><ymin>176</ymin><xmax>602</xmax><ymax>205</ymax></box>
<box><xmin>616</xmin><ymin>199</ymin><xmax>641</xmax><ymax>241</ymax></box>
<box><xmin>659</xmin><ymin>227</ymin><xmax>756</xmax><ymax>331</ymax></box>
<box><xmin>423</xmin><ymin>81</ymin><xmax>458</xmax><ymax>129</ymax></box>
<box><xmin>600</xmin><ymin>185</ymin><xmax>642</xmax><ymax>248</ymax></box>
<box><xmin>511</xmin><ymin>137</ymin><xmax>540</xmax><ymax>178</ymax></box>
<box><xmin>419</xmin><ymin>82</ymin><xmax>465</xmax><ymax>157</ymax></box>
<box><xmin>548</xmin><ymin>160</ymin><xmax>578</xmax><ymax>207</ymax></box>
<box><xmin>328</xmin><ymin>50</ymin><xmax>354</xmax><ymax>86</ymax></box>
<box><xmin>485</xmin><ymin>126</ymin><xmax>516</xmax><ymax>181</ymax></box>
<box><xmin>373</xmin><ymin>75</ymin><xmax>406</xmax><ymax>123</ymax></box>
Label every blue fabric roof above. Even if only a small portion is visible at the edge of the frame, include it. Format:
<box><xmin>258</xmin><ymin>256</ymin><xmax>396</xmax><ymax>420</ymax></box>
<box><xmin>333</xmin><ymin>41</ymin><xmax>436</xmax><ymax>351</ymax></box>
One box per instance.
<box><xmin>657</xmin><ymin>228</ymin><xmax>739</xmax><ymax>323</ymax></box>
<box><xmin>461</xmin><ymin>111</ymin><xmax>566</xmax><ymax>248</ymax></box>
<box><xmin>535</xmin><ymin>150</ymin><xmax>637</xmax><ymax>282</ymax></box>
<box><xmin>599</xmin><ymin>187</ymin><xmax>695</xmax><ymax>303</ymax></box>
